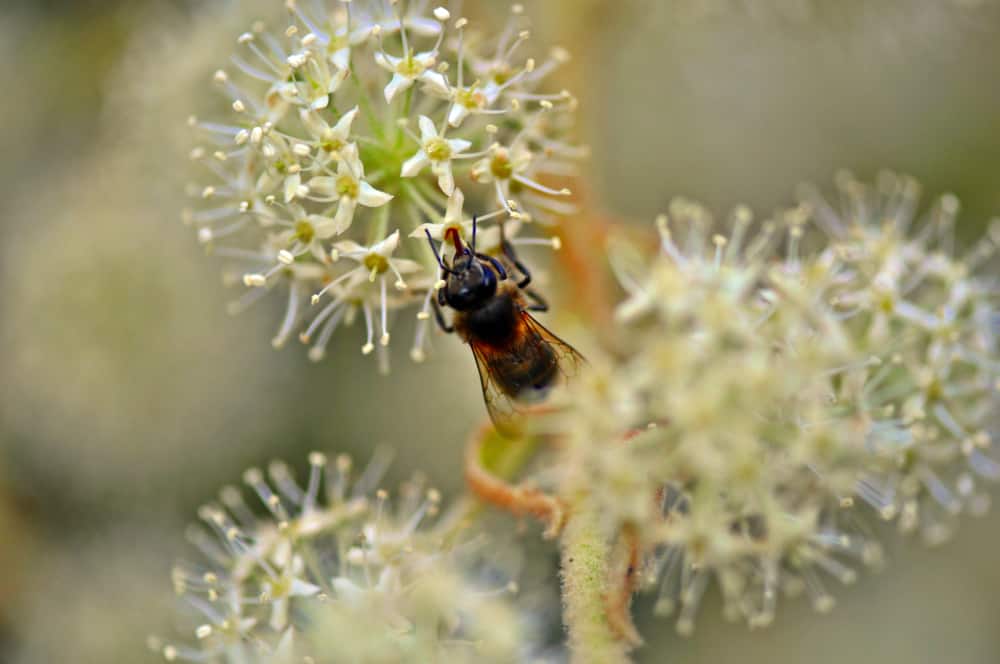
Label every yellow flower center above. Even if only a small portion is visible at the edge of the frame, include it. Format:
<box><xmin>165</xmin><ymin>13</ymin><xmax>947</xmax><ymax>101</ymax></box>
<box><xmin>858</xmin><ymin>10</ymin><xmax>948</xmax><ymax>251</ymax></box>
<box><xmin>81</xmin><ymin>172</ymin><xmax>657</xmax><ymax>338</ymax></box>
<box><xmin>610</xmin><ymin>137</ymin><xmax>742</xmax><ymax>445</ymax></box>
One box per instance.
<box><xmin>364</xmin><ymin>253</ymin><xmax>389</xmax><ymax>274</ymax></box>
<box><xmin>295</xmin><ymin>220</ymin><xmax>315</xmax><ymax>243</ymax></box>
<box><xmin>425</xmin><ymin>137</ymin><xmax>452</xmax><ymax>162</ymax></box>
<box><xmin>457</xmin><ymin>87</ymin><xmax>485</xmax><ymax>110</ymax></box>
<box><xmin>490</xmin><ymin>151</ymin><xmax>513</xmax><ymax>179</ymax></box>
<box><xmin>397</xmin><ymin>52</ymin><xmax>427</xmax><ymax>78</ymax></box>
<box><xmin>321</xmin><ymin>135</ymin><xmax>345</xmax><ymax>153</ymax></box>
<box><xmin>336</xmin><ymin>174</ymin><xmax>359</xmax><ymax>199</ymax></box>
<box><xmin>491</xmin><ymin>65</ymin><xmax>513</xmax><ymax>85</ymax></box>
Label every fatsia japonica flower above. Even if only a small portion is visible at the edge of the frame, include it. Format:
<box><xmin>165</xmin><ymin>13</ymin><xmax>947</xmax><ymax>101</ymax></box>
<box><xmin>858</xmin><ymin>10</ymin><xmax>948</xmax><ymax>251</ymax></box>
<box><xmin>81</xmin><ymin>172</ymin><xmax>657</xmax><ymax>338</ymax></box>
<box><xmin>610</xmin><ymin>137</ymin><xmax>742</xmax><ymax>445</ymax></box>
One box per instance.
<box><xmin>560</xmin><ymin>172</ymin><xmax>1000</xmax><ymax>636</ymax></box>
<box><xmin>151</xmin><ymin>450</ymin><xmax>530</xmax><ymax>663</ymax></box>
<box><xmin>184</xmin><ymin>0</ymin><xmax>581</xmax><ymax>371</ymax></box>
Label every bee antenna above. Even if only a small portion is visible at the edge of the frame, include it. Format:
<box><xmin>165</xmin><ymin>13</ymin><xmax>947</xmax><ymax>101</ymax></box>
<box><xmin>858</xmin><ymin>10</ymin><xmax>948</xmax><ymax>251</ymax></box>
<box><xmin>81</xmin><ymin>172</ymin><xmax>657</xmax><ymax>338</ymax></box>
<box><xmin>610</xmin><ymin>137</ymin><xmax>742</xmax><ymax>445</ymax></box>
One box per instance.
<box><xmin>472</xmin><ymin>215</ymin><xmax>478</xmax><ymax>252</ymax></box>
<box><xmin>425</xmin><ymin>230</ymin><xmax>456</xmax><ymax>275</ymax></box>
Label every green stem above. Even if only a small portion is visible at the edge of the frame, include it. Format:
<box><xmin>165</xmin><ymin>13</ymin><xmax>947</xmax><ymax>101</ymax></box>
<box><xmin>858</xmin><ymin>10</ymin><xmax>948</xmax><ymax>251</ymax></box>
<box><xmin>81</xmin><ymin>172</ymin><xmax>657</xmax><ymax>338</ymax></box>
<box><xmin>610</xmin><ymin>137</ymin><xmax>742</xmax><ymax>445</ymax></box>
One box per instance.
<box><xmin>560</xmin><ymin>486</ymin><xmax>633</xmax><ymax>664</ymax></box>
<box><xmin>369</xmin><ymin>200</ymin><xmax>391</xmax><ymax>245</ymax></box>
<box><xmin>403</xmin><ymin>181</ymin><xmax>444</xmax><ymax>223</ymax></box>
<box><xmin>352</xmin><ymin>64</ymin><xmax>385</xmax><ymax>142</ymax></box>
<box><xmin>395</xmin><ymin>86</ymin><xmax>414</xmax><ymax>149</ymax></box>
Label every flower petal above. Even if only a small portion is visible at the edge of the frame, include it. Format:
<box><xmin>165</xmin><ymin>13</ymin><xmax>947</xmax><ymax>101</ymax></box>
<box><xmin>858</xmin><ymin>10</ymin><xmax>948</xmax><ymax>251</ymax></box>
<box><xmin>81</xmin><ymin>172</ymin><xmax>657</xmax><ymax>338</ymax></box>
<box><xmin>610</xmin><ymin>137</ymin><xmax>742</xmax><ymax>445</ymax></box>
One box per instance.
<box><xmin>331</xmin><ymin>199</ymin><xmax>357</xmax><ymax>235</ymax></box>
<box><xmin>330</xmin><ymin>46</ymin><xmax>350</xmax><ymax>71</ymax></box>
<box><xmin>299</xmin><ymin>108</ymin><xmax>329</xmax><ymax>139</ymax></box>
<box><xmin>332</xmin><ymin>106</ymin><xmax>359</xmax><ymax>139</ymax></box>
<box><xmin>284</xmin><ymin>173</ymin><xmax>302</xmax><ymax>203</ymax></box>
<box><xmin>418</xmin><ymin>70</ymin><xmax>450</xmax><ymax>98</ymax></box>
<box><xmin>374</xmin><ymin>51</ymin><xmax>399</xmax><ymax>72</ymax></box>
<box><xmin>358</xmin><ymin>181</ymin><xmax>394</xmax><ymax>207</ymax></box>
<box><xmin>435</xmin><ymin>163</ymin><xmax>455</xmax><ymax>196</ymax></box>
<box><xmin>309</xmin><ymin>91</ymin><xmax>330</xmax><ymax>111</ymax></box>
<box><xmin>383</xmin><ymin>73</ymin><xmax>412</xmax><ymax>103</ymax></box>
<box><xmin>313</xmin><ymin>213</ymin><xmax>345</xmax><ymax>239</ymax></box>
<box><xmin>447</xmin><ymin>138</ymin><xmax>472</xmax><ymax>155</ymax></box>
<box><xmin>448</xmin><ymin>104</ymin><xmax>470</xmax><ymax>127</ymax></box>
<box><xmin>444</xmin><ymin>188</ymin><xmax>465</xmax><ymax>224</ymax></box>
<box><xmin>417</xmin><ymin>115</ymin><xmax>438</xmax><ymax>142</ymax></box>
<box><xmin>409</xmin><ymin>222</ymin><xmax>443</xmax><ymax>239</ymax></box>
<box><xmin>400</xmin><ymin>151</ymin><xmax>430</xmax><ymax>178</ymax></box>
<box><xmin>372</xmin><ymin>230</ymin><xmax>401</xmax><ymax>257</ymax></box>
<box><xmin>333</xmin><ymin>239</ymin><xmax>367</xmax><ymax>256</ymax></box>
<box><xmin>327</xmin><ymin>67</ymin><xmax>349</xmax><ymax>95</ymax></box>
<box><xmin>308</xmin><ymin>176</ymin><xmax>337</xmax><ymax>196</ymax></box>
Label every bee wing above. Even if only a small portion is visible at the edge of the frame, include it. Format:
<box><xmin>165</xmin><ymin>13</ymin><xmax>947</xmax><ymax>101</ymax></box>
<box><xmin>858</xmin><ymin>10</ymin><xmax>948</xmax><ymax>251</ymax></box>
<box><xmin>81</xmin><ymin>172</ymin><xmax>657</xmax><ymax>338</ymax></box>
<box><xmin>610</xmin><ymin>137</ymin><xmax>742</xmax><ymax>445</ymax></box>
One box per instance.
<box><xmin>469</xmin><ymin>312</ymin><xmax>584</xmax><ymax>436</ymax></box>
<box><xmin>520</xmin><ymin>312</ymin><xmax>586</xmax><ymax>380</ymax></box>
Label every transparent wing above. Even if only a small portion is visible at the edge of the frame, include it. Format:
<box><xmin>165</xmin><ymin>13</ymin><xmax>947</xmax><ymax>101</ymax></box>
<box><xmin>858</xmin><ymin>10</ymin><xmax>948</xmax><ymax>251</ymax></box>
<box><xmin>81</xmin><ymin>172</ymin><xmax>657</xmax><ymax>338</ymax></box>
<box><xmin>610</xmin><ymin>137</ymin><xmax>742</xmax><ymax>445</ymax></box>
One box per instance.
<box><xmin>468</xmin><ymin>312</ymin><xmax>584</xmax><ymax>436</ymax></box>
<box><xmin>520</xmin><ymin>312</ymin><xmax>585</xmax><ymax>380</ymax></box>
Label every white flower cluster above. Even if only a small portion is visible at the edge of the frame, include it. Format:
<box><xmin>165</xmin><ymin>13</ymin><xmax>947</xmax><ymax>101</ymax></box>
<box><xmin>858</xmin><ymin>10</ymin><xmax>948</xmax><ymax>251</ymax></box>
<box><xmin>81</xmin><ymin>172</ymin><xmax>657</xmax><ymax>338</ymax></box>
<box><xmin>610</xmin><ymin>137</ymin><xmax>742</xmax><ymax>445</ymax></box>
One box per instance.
<box><xmin>152</xmin><ymin>450</ymin><xmax>525</xmax><ymax>663</ymax></box>
<box><xmin>563</xmin><ymin>172</ymin><xmax>1000</xmax><ymax>634</ymax></box>
<box><xmin>185</xmin><ymin>0</ymin><xmax>581</xmax><ymax>370</ymax></box>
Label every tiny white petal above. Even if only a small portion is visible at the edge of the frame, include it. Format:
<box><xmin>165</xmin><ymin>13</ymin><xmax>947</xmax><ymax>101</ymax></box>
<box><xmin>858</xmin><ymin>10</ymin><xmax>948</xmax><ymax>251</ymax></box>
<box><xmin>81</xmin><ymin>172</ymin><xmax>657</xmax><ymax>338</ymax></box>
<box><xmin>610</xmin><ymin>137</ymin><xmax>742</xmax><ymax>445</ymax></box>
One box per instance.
<box><xmin>417</xmin><ymin>115</ymin><xmax>438</xmax><ymax>141</ymax></box>
<box><xmin>401</xmin><ymin>151</ymin><xmax>430</xmax><ymax>178</ymax></box>
<box><xmin>358</xmin><ymin>182</ymin><xmax>394</xmax><ymax>207</ymax></box>
<box><xmin>384</xmin><ymin>73</ymin><xmax>413</xmax><ymax>103</ymax></box>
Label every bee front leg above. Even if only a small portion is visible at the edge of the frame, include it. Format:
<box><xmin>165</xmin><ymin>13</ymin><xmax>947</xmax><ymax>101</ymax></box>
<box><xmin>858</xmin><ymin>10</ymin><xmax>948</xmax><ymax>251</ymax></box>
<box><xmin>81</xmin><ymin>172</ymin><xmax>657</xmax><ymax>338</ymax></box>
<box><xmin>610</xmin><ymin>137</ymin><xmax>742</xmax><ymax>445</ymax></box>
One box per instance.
<box><xmin>431</xmin><ymin>294</ymin><xmax>455</xmax><ymax>333</ymax></box>
<box><xmin>524</xmin><ymin>288</ymin><xmax>549</xmax><ymax>312</ymax></box>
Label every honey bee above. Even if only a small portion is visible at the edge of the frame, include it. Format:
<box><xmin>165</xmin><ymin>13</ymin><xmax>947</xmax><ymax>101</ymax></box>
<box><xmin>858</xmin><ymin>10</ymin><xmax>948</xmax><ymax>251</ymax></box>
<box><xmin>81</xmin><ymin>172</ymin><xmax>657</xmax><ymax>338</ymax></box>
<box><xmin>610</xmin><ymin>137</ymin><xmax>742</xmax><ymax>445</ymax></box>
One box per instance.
<box><xmin>425</xmin><ymin>219</ymin><xmax>583</xmax><ymax>435</ymax></box>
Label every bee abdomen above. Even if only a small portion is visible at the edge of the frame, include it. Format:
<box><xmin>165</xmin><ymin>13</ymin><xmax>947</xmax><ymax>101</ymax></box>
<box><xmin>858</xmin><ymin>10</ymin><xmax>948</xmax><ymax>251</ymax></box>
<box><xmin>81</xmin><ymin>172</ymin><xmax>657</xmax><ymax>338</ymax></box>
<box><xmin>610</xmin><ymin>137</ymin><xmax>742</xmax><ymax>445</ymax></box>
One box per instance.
<box><xmin>496</xmin><ymin>343</ymin><xmax>559</xmax><ymax>402</ymax></box>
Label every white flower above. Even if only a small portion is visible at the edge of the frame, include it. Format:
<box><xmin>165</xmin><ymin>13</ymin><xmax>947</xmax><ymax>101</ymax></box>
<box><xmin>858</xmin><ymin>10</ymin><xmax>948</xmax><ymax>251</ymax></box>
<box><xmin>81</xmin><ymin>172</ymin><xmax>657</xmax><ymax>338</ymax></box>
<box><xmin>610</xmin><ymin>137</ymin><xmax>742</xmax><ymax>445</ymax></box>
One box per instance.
<box><xmin>374</xmin><ymin>49</ymin><xmax>449</xmax><ymax>103</ymax></box>
<box><xmin>299</xmin><ymin>105</ymin><xmax>359</xmax><ymax>164</ymax></box>
<box><xmin>303</xmin><ymin>231</ymin><xmax>422</xmax><ymax>355</ymax></box>
<box><xmin>309</xmin><ymin>143</ymin><xmax>393</xmax><ymax>234</ymax></box>
<box><xmin>333</xmin><ymin>230</ymin><xmax>421</xmax><ymax>290</ymax></box>
<box><xmin>447</xmin><ymin>83</ymin><xmax>502</xmax><ymax>127</ymax></box>
<box><xmin>190</xmin><ymin>2</ymin><xmax>581</xmax><ymax>367</ymax></box>
<box><xmin>274</xmin><ymin>203</ymin><xmax>343</xmax><ymax>261</ymax></box>
<box><xmin>400</xmin><ymin>116</ymin><xmax>472</xmax><ymax>195</ymax></box>
<box><xmin>156</xmin><ymin>451</ymin><xmax>527</xmax><ymax>664</ymax></box>
<box><xmin>409</xmin><ymin>187</ymin><xmax>513</xmax><ymax>250</ymax></box>
<box><xmin>282</xmin><ymin>46</ymin><xmax>350</xmax><ymax>110</ymax></box>
<box><xmin>471</xmin><ymin>142</ymin><xmax>571</xmax><ymax>211</ymax></box>
<box><xmin>410</xmin><ymin>186</ymin><xmax>468</xmax><ymax>241</ymax></box>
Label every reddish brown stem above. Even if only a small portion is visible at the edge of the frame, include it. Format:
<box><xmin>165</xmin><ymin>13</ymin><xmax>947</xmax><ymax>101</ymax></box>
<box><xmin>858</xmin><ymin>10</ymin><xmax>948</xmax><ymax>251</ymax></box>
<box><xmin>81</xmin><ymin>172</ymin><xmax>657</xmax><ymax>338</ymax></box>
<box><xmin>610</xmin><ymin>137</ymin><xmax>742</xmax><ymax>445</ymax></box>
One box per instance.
<box><xmin>604</xmin><ymin>523</ymin><xmax>643</xmax><ymax>647</ymax></box>
<box><xmin>464</xmin><ymin>424</ymin><xmax>566</xmax><ymax>538</ymax></box>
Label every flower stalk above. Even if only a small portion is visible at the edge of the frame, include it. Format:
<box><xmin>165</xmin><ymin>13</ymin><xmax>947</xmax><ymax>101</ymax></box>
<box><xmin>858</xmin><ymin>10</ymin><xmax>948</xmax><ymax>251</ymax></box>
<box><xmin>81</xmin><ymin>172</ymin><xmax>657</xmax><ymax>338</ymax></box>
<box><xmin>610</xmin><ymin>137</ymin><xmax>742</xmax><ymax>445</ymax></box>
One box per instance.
<box><xmin>559</xmin><ymin>480</ymin><xmax>634</xmax><ymax>664</ymax></box>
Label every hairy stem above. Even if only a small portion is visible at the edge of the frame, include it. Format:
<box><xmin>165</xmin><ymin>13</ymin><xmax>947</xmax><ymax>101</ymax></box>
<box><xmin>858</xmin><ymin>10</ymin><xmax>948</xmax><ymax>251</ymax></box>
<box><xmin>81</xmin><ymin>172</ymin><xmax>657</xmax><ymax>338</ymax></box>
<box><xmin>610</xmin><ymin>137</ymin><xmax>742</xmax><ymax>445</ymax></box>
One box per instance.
<box><xmin>560</xmin><ymin>486</ymin><xmax>634</xmax><ymax>664</ymax></box>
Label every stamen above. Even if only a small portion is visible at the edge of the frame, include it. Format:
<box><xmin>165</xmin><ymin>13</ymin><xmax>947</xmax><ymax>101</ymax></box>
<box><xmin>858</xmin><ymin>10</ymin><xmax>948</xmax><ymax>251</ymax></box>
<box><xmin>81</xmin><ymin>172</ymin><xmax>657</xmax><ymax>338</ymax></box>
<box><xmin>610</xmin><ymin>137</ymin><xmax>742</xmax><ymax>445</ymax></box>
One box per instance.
<box><xmin>362</xmin><ymin>302</ymin><xmax>375</xmax><ymax>354</ymax></box>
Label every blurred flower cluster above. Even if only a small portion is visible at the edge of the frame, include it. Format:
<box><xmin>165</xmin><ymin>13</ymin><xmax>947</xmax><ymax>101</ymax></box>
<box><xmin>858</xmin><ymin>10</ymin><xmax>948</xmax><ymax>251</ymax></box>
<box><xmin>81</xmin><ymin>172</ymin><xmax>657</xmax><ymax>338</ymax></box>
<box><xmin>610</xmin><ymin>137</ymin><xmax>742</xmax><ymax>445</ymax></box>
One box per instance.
<box><xmin>154</xmin><ymin>450</ymin><xmax>530</xmax><ymax>663</ymax></box>
<box><xmin>187</xmin><ymin>0</ymin><xmax>580</xmax><ymax>370</ymax></box>
<box><xmin>561</xmin><ymin>172</ymin><xmax>1000</xmax><ymax>634</ymax></box>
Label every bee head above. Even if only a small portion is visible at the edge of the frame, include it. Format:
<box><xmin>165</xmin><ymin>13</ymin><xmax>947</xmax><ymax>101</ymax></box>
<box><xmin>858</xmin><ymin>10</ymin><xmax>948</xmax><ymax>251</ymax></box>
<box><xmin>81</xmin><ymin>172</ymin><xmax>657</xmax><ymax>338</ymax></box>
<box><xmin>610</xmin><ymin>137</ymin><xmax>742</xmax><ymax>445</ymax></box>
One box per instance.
<box><xmin>444</xmin><ymin>253</ymin><xmax>498</xmax><ymax>311</ymax></box>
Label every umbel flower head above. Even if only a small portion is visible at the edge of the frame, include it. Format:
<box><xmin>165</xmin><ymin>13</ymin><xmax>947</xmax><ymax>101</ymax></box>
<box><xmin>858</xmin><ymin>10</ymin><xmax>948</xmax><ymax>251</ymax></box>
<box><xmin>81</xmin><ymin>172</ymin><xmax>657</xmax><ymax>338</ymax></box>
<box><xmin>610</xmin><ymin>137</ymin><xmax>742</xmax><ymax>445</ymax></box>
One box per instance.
<box><xmin>562</xmin><ymin>172</ymin><xmax>1000</xmax><ymax>635</ymax></box>
<box><xmin>185</xmin><ymin>0</ymin><xmax>581</xmax><ymax>371</ymax></box>
<box><xmin>151</xmin><ymin>449</ymin><xmax>526</xmax><ymax>663</ymax></box>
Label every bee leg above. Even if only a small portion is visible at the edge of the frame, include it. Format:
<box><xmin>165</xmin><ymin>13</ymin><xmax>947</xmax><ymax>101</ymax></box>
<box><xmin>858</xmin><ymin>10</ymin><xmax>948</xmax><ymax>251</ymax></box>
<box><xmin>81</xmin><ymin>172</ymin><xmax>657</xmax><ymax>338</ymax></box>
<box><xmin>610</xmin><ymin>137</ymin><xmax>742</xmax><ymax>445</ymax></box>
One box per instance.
<box><xmin>501</xmin><ymin>240</ymin><xmax>533</xmax><ymax>289</ymax></box>
<box><xmin>476</xmin><ymin>253</ymin><xmax>508</xmax><ymax>281</ymax></box>
<box><xmin>431</xmin><ymin>295</ymin><xmax>454</xmax><ymax>333</ymax></box>
<box><xmin>524</xmin><ymin>288</ymin><xmax>549</xmax><ymax>312</ymax></box>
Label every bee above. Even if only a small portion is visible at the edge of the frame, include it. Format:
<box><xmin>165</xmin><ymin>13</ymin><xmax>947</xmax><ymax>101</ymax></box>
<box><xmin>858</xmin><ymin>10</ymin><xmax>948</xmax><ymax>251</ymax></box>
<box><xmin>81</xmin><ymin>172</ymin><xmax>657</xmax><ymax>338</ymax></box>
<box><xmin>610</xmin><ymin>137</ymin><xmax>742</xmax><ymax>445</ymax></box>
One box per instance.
<box><xmin>425</xmin><ymin>218</ymin><xmax>583</xmax><ymax>435</ymax></box>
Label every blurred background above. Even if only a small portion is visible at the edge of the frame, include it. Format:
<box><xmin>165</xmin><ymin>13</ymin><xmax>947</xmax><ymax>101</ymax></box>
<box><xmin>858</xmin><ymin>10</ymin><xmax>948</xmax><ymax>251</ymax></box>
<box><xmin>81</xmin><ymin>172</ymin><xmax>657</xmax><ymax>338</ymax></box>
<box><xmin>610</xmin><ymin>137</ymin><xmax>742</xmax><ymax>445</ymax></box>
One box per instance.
<box><xmin>1</xmin><ymin>0</ymin><xmax>999</xmax><ymax>662</ymax></box>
